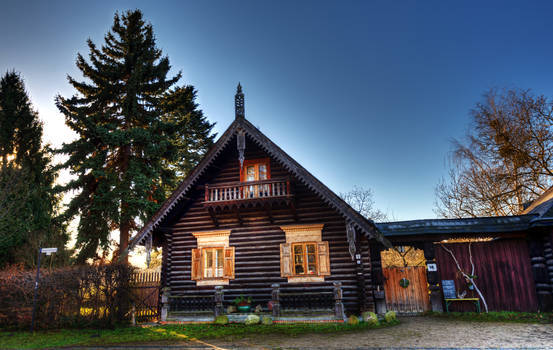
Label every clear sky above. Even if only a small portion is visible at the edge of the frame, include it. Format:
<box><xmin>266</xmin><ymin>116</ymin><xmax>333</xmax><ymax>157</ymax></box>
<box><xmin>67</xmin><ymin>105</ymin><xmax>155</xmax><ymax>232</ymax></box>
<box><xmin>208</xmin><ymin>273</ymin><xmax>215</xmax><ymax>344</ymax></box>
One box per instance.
<box><xmin>2</xmin><ymin>0</ymin><xmax>553</xmax><ymax>222</ymax></box>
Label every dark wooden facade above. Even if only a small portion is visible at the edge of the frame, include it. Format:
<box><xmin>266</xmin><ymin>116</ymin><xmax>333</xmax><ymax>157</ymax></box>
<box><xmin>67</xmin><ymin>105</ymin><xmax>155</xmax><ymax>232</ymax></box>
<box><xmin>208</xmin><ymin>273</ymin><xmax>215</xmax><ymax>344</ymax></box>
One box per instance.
<box><xmin>154</xmin><ymin>136</ymin><xmax>375</xmax><ymax>314</ymax></box>
<box><xmin>131</xmin><ymin>86</ymin><xmax>553</xmax><ymax>317</ymax></box>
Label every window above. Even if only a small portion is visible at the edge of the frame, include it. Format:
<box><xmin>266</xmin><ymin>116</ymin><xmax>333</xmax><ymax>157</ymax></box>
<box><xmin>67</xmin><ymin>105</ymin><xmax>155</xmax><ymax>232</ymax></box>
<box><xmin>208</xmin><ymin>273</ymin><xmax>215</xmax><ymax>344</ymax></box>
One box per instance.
<box><xmin>191</xmin><ymin>230</ymin><xmax>234</xmax><ymax>286</ymax></box>
<box><xmin>203</xmin><ymin>247</ymin><xmax>224</xmax><ymax>278</ymax></box>
<box><xmin>293</xmin><ymin>243</ymin><xmax>318</xmax><ymax>275</ymax></box>
<box><xmin>279</xmin><ymin>224</ymin><xmax>331</xmax><ymax>283</ymax></box>
<box><xmin>240</xmin><ymin>158</ymin><xmax>271</xmax><ymax>198</ymax></box>
<box><xmin>241</xmin><ymin>158</ymin><xmax>270</xmax><ymax>182</ymax></box>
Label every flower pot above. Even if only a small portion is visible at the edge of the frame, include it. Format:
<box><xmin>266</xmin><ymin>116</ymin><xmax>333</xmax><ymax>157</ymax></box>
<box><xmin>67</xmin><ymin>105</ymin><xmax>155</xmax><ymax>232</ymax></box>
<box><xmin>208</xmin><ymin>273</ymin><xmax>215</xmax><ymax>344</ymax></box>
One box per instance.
<box><xmin>237</xmin><ymin>305</ymin><xmax>251</xmax><ymax>313</ymax></box>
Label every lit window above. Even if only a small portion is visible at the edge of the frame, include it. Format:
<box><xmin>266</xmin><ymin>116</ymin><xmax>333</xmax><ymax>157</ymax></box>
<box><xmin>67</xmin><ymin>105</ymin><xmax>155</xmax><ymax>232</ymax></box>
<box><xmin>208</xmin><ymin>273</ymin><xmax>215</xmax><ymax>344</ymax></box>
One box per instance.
<box><xmin>293</xmin><ymin>243</ymin><xmax>318</xmax><ymax>275</ymax></box>
<box><xmin>203</xmin><ymin>247</ymin><xmax>224</xmax><ymax>278</ymax></box>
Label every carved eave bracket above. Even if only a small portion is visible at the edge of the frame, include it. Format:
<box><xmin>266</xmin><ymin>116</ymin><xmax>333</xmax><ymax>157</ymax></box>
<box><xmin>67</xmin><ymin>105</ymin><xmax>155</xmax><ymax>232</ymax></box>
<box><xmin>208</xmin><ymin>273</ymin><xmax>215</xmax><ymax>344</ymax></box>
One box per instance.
<box><xmin>346</xmin><ymin>221</ymin><xmax>357</xmax><ymax>261</ymax></box>
<box><xmin>145</xmin><ymin>232</ymin><xmax>153</xmax><ymax>268</ymax></box>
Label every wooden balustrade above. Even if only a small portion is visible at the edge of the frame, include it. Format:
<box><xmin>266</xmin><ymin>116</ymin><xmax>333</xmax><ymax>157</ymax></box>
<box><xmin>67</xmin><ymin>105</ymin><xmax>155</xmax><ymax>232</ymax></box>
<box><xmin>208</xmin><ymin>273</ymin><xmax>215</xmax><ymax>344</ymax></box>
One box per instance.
<box><xmin>204</xmin><ymin>177</ymin><xmax>292</xmax><ymax>203</ymax></box>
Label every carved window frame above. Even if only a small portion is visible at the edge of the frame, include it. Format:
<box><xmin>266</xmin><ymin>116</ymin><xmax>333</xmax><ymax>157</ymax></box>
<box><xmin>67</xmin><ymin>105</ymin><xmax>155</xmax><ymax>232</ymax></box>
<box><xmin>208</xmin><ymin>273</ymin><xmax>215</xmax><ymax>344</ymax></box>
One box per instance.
<box><xmin>191</xmin><ymin>230</ymin><xmax>234</xmax><ymax>286</ymax></box>
<box><xmin>279</xmin><ymin>224</ymin><xmax>330</xmax><ymax>283</ymax></box>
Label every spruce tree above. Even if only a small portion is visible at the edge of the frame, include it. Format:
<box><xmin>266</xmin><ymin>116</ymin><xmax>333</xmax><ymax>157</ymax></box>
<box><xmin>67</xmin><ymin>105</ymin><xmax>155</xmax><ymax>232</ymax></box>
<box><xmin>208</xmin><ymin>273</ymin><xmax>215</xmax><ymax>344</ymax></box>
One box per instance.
<box><xmin>56</xmin><ymin>10</ymin><xmax>182</xmax><ymax>263</ymax></box>
<box><xmin>161</xmin><ymin>85</ymin><xmax>215</xmax><ymax>185</ymax></box>
<box><xmin>0</xmin><ymin>71</ymin><xmax>67</xmax><ymax>267</ymax></box>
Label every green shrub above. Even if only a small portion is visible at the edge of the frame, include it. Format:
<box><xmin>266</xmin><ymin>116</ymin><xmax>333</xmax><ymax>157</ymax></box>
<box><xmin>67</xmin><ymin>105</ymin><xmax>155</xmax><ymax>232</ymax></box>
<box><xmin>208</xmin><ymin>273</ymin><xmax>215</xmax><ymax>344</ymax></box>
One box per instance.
<box><xmin>347</xmin><ymin>315</ymin><xmax>359</xmax><ymax>325</ymax></box>
<box><xmin>384</xmin><ymin>311</ymin><xmax>396</xmax><ymax>323</ymax></box>
<box><xmin>244</xmin><ymin>314</ymin><xmax>260</xmax><ymax>325</ymax></box>
<box><xmin>261</xmin><ymin>316</ymin><xmax>273</xmax><ymax>325</ymax></box>
<box><xmin>361</xmin><ymin>311</ymin><xmax>379</xmax><ymax>326</ymax></box>
<box><xmin>214</xmin><ymin>315</ymin><xmax>229</xmax><ymax>325</ymax></box>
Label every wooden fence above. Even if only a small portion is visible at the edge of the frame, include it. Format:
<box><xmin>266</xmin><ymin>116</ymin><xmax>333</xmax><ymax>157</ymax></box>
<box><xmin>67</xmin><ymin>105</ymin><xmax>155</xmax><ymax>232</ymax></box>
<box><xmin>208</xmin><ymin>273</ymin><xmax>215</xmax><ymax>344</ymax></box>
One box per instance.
<box><xmin>130</xmin><ymin>271</ymin><xmax>160</xmax><ymax>322</ymax></box>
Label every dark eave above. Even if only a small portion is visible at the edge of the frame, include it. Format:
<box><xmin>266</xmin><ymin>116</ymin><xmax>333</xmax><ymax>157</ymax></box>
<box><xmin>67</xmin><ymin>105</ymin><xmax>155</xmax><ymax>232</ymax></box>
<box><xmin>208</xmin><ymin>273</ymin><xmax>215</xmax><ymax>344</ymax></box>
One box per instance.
<box><xmin>375</xmin><ymin>214</ymin><xmax>540</xmax><ymax>237</ymax></box>
<box><xmin>129</xmin><ymin>117</ymin><xmax>388</xmax><ymax>249</ymax></box>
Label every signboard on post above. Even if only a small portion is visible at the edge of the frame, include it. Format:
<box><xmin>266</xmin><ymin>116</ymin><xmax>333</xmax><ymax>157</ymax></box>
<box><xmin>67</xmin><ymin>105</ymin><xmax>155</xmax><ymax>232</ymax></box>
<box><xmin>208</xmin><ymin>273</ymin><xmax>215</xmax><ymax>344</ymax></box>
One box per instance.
<box><xmin>40</xmin><ymin>248</ymin><xmax>57</xmax><ymax>255</ymax></box>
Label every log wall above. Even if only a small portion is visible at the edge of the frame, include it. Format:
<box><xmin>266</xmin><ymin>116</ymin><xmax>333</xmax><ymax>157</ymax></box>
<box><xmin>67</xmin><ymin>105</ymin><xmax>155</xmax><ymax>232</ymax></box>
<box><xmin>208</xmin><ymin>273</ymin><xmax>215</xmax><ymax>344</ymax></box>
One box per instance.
<box><xmin>159</xmin><ymin>136</ymin><xmax>374</xmax><ymax>314</ymax></box>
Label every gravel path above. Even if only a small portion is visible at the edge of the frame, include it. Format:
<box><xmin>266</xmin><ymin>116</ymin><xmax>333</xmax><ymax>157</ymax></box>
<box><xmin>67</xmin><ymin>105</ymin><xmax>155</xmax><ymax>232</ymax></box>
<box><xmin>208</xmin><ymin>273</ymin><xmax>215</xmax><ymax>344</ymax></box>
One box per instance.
<box><xmin>211</xmin><ymin>317</ymin><xmax>553</xmax><ymax>349</ymax></box>
<box><xmin>74</xmin><ymin>317</ymin><xmax>553</xmax><ymax>350</ymax></box>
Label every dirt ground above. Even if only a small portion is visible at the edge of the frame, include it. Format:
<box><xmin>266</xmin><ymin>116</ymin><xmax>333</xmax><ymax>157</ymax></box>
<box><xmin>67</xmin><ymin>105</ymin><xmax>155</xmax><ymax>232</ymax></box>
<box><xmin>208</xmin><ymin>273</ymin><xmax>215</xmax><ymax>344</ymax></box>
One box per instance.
<box><xmin>78</xmin><ymin>316</ymin><xmax>553</xmax><ymax>349</ymax></box>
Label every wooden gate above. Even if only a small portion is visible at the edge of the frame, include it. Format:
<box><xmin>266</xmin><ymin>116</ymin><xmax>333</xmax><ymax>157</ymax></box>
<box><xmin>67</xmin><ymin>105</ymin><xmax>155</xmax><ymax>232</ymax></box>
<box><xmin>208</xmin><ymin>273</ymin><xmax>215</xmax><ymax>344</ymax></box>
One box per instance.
<box><xmin>383</xmin><ymin>266</ymin><xmax>430</xmax><ymax>313</ymax></box>
<box><xmin>130</xmin><ymin>271</ymin><xmax>161</xmax><ymax>322</ymax></box>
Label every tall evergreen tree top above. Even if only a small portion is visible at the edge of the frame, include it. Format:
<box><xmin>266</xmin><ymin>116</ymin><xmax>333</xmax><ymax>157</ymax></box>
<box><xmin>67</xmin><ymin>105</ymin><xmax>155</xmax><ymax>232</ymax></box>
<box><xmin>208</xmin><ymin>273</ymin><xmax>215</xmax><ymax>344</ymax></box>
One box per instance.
<box><xmin>0</xmin><ymin>71</ymin><xmax>43</xmax><ymax>170</ymax></box>
<box><xmin>0</xmin><ymin>71</ymin><xmax>67</xmax><ymax>268</ymax></box>
<box><xmin>56</xmin><ymin>10</ymin><xmax>183</xmax><ymax>263</ymax></box>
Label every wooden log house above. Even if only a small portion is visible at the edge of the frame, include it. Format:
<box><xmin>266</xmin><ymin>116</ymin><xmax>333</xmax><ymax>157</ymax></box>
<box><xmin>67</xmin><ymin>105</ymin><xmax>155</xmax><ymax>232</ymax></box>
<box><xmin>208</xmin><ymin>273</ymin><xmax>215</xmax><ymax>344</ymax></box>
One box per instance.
<box><xmin>129</xmin><ymin>84</ymin><xmax>390</xmax><ymax>321</ymax></box>
<box><xmin>130</xmin><ymin>84</ymin><xmax>553</xmax><ymax>319</ymax></box>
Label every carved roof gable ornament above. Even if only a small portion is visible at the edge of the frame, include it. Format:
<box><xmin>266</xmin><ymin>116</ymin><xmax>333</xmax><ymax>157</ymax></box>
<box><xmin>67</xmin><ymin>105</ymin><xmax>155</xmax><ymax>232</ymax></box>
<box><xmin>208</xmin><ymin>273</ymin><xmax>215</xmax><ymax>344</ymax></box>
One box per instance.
<box><xmin>237</xmin><ymin>129</ymin><xmax>245</xmax><ymax>169</ymax></box>
<box><xmin>235</xmin><ymin>83</ymin><xmax>244</xmax><ymax>120</ymax></box>
<box><xmin>235</xmin><ymin>83</ymin><xmax>246</xmax><ymax>169</ymax></box>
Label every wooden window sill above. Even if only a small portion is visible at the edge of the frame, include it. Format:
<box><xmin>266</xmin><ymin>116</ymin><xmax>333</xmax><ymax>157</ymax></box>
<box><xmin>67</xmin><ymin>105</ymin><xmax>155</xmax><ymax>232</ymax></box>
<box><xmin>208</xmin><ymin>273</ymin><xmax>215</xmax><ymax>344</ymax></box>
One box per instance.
<box><xmin>196</xmin><ymin>279</ymin><xmax>229</xmax><ymax>286</ymax></box>
<box><xmin>287</xmin><ymin>276</ymin><xmax>325</xmax><ymax>283</ymax></box>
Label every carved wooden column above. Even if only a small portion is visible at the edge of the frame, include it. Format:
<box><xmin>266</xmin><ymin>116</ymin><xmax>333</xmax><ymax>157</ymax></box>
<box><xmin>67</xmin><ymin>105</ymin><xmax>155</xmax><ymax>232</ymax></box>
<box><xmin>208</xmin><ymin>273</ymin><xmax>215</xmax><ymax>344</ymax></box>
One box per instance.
<box><xmin>271</xmin><ymin>283</ymin><xmax>280</xmax><ymax>318</ymax></box>
<box><xmin>214</xmin><ymin>286</ymin><xmax>224</xmax><ymax>317</ymax></box>
<box><xmin>422</xmin><ymin>242</ymin><xmax>443</xmax><ymax>312</ymax></box>
<box><xmin>528</xmin><ymin>234</ymin><xmax>553</xmax><ymax>311</ymax></box>
<box><xmin>333</xmin><ymin>281</ymin><xmax>346</xmax><ymax>321</ymax></box>
<box><xmin>369</xmin><ymin>242</ymin><xmax>386</xmax><ymax>314</ymax></box>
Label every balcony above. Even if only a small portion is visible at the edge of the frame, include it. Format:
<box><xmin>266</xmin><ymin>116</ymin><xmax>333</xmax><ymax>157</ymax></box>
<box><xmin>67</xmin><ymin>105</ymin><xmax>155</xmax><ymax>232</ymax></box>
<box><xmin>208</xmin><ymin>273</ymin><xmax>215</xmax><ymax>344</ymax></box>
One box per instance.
<box><xmin>203</xmin><ymin>178</ymin><xmax>295</xmax><ymax>225</ymax></box>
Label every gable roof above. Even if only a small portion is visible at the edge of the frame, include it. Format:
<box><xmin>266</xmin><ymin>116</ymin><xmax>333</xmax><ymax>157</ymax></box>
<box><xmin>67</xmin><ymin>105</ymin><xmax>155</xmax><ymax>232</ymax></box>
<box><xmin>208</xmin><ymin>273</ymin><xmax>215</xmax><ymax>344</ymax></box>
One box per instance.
<box><xmin>129</xmin><ymin>117</ymin><xmax>388</xmax><ymax>249</ymax></box>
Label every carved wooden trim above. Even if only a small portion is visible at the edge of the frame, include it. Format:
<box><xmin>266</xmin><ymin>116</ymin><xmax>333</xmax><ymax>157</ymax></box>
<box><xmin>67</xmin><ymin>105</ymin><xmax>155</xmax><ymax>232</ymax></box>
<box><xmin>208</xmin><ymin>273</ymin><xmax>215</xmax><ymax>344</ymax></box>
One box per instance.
<box><xmin>192</xmin><ymin>230</ymin><xmax>231</xmax><ymax>248</ymax></box>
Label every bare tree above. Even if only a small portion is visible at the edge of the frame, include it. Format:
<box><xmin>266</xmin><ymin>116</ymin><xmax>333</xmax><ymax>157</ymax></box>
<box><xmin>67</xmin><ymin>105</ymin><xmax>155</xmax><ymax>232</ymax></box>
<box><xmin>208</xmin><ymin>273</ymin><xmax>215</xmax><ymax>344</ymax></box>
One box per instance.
<box><xmin>440</xmin><ymin>243</ymin><xmax>489</xmax><ymax>313</ymax></box>
<box><xmin>341</xmin><ymin>186</ymin><xmax>388</xmax><ymax>222</ymax></box>
<box><xmin>436</xmin><ymin>89</ymin><xmax>553</xmax><ymax>218</ymax></box>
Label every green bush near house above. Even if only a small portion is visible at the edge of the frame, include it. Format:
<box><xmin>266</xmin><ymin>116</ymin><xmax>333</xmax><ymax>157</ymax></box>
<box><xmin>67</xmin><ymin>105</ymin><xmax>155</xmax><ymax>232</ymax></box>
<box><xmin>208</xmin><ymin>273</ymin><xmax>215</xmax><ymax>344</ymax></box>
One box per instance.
<box><xmin>361</xmin><ymin>311</ymin><xmax>379</xmax><ymax>326</ymax></box>
<box><xmin>384</xmin><ymin>311</ymin><xmax>396</xmax><ymax>323</ymax></box>
<box><xmin>261</xmin><ymin>316</ymin><xmax>273</xmax><ymax>325</ymax></box>
<box><xmin>347</xmin><ymin>315</ymin><xmax>359</xmax><ymax>325</ymax></box>
<box><xmin>245</xmin><ymin>314</ymin><xmax>260</xmax><ymax>325</ymax></box>
<box><xmin>214</xmin><ymin>315</ymin><xmax>229</xmax><ymax>325</ymax></box>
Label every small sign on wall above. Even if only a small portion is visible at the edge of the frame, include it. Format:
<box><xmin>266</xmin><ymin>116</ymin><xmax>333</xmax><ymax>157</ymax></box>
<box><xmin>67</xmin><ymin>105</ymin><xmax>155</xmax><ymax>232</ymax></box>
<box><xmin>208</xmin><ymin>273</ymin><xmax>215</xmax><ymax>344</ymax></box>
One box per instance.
<box><xmin>427</xmin><ymin>263</ymin><xmax>437</xmax><ymax>272</ymax></box>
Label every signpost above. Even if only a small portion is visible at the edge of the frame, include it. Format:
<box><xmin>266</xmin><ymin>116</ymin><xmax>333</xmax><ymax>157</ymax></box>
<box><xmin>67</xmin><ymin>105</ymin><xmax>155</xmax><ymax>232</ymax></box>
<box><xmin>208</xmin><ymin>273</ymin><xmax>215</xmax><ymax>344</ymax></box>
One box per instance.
<box><xmin>30</xmin><ymin>247</ymin><xmax>57</xmax><ymax>332</ymax></box>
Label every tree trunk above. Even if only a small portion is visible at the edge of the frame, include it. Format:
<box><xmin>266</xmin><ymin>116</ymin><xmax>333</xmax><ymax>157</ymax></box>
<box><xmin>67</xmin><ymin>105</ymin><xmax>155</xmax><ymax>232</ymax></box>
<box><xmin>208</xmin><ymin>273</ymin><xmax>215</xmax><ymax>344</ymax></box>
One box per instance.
<box><xmin>119</xmin><ymin>219</ymin><xmax>129</xmax><ymax>265</ymax></box>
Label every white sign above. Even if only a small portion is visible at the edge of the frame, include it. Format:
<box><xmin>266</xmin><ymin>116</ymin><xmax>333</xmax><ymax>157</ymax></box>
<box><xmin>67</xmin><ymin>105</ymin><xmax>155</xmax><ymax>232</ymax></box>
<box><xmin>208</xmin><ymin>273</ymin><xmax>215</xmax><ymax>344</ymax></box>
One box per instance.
<box><xmin>427</xmin><ymin>263</ymin><xmax>437</xmax><ymax>272</ymax></box>
<box><xmin>41</xmin><ymin>247</ymin><xmax>58</xmax><ymax>255</ymax></box>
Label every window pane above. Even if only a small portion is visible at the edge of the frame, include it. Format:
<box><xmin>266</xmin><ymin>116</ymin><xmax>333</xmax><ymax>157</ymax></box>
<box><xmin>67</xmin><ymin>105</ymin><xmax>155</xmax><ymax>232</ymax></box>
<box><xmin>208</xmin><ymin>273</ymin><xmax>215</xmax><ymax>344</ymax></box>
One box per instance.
<box><xmin>307</xmin><ymin>244</ymin><xmax>316</xmax><ymax>254</ymax></box>
<box><xmin>204</xmin><ymin>250</ymin><xmax>213</xmax><ymax>278</ymax></box>
<box><xmin>295</xmin><ymin>264</ymin><xmax>304</xmax><ymax>274</ymax></box>
<box><xmin>216</xmin><ymin>248</ymin><xmax>224</xmax><ymax>268</ymax></box>
<box><xmin>259</xmin><ymin>164</ymin><xmax>267</xmax><ymax>180</ymax></box>
<box><xmin>246</xmin><ymin>166</ymin><xmax>255</xmax><ymax>181</ymax></box>
<box><xmin>307</xmin><ymin>264</ymin><xmax>317</xmax><ymax>274</ymax></box>
<box><xmin>293</xmin><ymin>245</ymin><xmax>303</xmax><ymax>254</ymax></box>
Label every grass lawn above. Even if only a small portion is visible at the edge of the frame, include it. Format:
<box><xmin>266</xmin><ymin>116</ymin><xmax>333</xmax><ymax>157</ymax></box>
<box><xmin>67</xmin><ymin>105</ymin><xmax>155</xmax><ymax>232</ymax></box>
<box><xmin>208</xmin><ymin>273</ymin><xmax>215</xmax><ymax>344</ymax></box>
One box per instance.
<box><xmin>0</xmin><ymin>320</ymin><xmax>398</xmax><ymax>349</ymax></box>
<box><xmin>426</xmin><ymin>311</ymin><xmax>553</xmax><ymax>324</ymax></box>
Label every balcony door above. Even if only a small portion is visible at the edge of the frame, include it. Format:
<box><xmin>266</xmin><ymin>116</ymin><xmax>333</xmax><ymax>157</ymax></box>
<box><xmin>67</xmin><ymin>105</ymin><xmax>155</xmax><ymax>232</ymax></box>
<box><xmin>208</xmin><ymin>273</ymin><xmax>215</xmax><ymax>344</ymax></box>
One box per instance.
<box><xmin>241</xmin><ymin>158</ymin><xmax>270</xmax><ymax>198</ymax></box>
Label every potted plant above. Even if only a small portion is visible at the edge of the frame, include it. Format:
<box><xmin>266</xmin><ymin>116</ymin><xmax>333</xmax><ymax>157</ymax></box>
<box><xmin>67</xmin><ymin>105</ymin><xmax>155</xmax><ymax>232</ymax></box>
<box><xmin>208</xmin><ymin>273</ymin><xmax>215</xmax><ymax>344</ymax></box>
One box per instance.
<box><xmin>233</xmin><ymin>295</ymin><xmax>252</xmax><ymax>313</ymax></box>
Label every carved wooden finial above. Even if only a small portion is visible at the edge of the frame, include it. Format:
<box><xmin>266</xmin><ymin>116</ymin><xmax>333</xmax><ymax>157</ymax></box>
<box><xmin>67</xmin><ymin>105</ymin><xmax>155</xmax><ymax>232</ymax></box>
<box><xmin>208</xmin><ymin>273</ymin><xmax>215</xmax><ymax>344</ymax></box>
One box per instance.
<box><xmin>235</xmin><ymin>83</ymin><xmax>244</xmax><ymax>119</ymax></box>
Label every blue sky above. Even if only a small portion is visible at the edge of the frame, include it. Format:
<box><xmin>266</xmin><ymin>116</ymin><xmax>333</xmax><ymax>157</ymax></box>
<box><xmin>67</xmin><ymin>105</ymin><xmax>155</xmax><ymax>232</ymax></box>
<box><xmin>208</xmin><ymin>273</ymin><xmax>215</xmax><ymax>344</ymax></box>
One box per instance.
<box><xmin>2</xmin><ymin>1</ymin><xmax>553</xmax><ymax>221</ymax></box>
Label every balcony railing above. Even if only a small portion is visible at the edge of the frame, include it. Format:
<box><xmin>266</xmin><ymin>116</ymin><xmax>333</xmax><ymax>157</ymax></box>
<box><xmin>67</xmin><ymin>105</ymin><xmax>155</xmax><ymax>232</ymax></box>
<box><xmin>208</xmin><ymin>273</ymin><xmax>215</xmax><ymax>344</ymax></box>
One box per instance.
<box><xmin>204</xmin><ymin>177</ymin><xmax>292</xmax><ymax>204</ymax></box>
